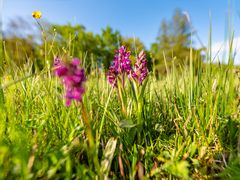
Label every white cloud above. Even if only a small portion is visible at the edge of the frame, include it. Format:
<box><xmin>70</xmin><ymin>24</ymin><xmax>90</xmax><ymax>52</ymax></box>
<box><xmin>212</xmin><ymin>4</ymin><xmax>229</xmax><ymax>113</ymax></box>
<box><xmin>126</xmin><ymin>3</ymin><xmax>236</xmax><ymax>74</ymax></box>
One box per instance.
<box><xmin>211</xmin><ymin>37</ymin><xmax>240</xmax><ymax>64</ymax></box>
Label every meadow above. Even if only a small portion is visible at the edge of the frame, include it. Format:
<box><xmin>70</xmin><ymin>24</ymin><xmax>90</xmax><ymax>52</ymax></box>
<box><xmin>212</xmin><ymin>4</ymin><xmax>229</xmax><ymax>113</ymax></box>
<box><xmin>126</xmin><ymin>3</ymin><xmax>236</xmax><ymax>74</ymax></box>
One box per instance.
<box><xmin>0</xmin><ymin>12</ymin><xmax>240</xmax><ymax>180</ymax></box>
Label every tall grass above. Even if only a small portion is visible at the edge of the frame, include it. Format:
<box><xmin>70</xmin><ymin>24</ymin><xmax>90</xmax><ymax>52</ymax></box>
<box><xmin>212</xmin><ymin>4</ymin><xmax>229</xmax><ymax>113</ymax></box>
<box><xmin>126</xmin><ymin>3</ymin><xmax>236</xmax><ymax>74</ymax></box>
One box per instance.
<box><xmin>0</xmin><ymin>29</ymin><xmax>240</xmax><ymax>179</ymax></box>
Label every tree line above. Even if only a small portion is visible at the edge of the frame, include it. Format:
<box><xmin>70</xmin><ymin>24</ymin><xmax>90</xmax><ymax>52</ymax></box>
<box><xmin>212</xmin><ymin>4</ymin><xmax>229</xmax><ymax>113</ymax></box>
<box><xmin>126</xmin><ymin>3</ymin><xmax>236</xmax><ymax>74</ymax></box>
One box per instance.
<box><xmin>1</xmin><ymin>9</ymin><xmax>204</xmax><ymax>76</ymax></box>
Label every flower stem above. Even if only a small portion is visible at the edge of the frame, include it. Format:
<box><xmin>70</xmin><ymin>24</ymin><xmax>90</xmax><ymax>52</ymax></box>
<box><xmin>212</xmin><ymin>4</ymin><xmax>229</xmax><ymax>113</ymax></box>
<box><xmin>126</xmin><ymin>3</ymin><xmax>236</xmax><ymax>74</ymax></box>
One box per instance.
<box><xmin>81</xmin><ymin>103</ymin><xmax>100</xmax><ymax>174</ymax></box>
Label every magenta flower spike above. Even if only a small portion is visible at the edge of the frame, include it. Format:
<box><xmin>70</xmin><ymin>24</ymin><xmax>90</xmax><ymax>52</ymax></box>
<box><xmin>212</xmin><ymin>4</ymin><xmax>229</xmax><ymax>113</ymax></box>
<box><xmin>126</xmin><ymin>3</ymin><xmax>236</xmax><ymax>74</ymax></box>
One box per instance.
<box><xmin>114</xmin><ymin>46</ymin><xmax>132</xmax><ymax>74</ymax></box>
<box><xmin>107</xmin><ymin>66</ymin><xmax>118</xmax><ymax>87</ymax></box>
<box><xmin>54</xmin><ymin>57</ymin><xmax>86</xmax><ymax>107</ymax></box>
<box><xmin>107</xmin><ymin>46</ymin><xmax>132</xmax><ymax>87</ymax></box>
<box><xmin>54</xmin><ymin>57</ymin><xmax>68</xmax><ymax>77</ymax></box>
<box><xmin>131</xmin><ymin>50</ymin><xmax>148</xmax><ymax>84</ymax></box>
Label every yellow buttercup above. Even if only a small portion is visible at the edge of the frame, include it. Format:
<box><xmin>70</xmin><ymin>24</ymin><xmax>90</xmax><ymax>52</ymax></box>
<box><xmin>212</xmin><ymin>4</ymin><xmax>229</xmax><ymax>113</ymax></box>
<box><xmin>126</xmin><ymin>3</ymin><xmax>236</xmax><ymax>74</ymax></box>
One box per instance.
<box><xmin>32</xmin><ymin>11</ymin><xmax>42</xmax><ymax>19</ymax></box>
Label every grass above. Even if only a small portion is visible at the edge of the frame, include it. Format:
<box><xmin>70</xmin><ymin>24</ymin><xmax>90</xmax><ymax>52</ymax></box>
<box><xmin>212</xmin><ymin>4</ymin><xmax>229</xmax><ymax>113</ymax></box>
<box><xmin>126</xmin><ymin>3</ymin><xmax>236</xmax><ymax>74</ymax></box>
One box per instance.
<box><xmin>0</xmin><ymin>33</ymin><xmax>240</xmax><ymax>179</ymax></box>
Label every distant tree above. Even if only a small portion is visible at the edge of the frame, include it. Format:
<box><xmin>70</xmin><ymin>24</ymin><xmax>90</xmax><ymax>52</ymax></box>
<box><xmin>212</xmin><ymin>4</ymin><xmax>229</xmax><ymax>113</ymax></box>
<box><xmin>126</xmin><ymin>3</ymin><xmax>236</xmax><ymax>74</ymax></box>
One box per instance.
<box><xmin>151</xmin><ymin>9</ymin><xmax>202</xmax><ymax>75</ymax></box>
<box><xmin>3</xmin><ymin>18</ymin><xmax>151</xmax><ymax>74</ymax></box>
<box><xmin>96</xmin><ymin>26</ymin><xmax>122</xmax><ymax>70</ymax></box>
<box><xmin>48</xmin><ymin>24</ymin><xmax>101</xmax><ymax>72</ymax></box>
<box><xmin>48</xmin><ymin>25</ymin><xmax>124</xmax><ymax>72</ymax></box>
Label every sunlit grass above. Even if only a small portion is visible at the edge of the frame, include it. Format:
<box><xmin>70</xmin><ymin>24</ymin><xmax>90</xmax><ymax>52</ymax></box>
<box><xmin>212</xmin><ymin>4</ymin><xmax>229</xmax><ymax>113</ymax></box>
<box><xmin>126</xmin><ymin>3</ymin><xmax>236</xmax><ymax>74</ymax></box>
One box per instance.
<box><xmin>0</xmin><ymin>48</ymin><xmax>239</xmax><ymax>178</ymax></box>
<box><xmin>0</xmin><ymin>13</ymin><xmax>240</xmax><ymax>178</ymax></box>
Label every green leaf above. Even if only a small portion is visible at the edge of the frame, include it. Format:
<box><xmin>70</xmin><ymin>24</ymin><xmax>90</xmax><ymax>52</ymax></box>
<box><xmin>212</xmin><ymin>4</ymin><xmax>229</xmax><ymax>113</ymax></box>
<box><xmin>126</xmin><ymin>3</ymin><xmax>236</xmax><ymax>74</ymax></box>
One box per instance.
<box><xmin>138</xmin><ymin>77</ymin><xmax>149</xmax><ymax>100</ymax></box>
<box><xmin>0</xmin><ymin>78</ymin><xmax>4</xmax><ymax>107</ymax></box>
<box><xmin>163</xmin><ymin>160</ymin><xmax>189</xmax><ymax>179</ymax></box>
<box><xmin>129</xmin><ymin>80</ymin><xmax>137</xmax><ymax>102</ymax></box>
<box><xmin>100</xmin><ymin>138</ymin><xmax>117</xmax><ymax>176</ymax></box>
<box><xmin>119</xmin><ymin>120</ymin><xmax>137</xmax><ymax>128</ymax></box>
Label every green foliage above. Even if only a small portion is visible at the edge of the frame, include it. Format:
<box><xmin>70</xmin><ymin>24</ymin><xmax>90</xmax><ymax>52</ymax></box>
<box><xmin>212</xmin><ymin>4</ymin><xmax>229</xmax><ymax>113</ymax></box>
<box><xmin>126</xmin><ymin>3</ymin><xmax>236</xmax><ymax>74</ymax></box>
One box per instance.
<box><xmin>3</xmin><ymin>19</ymin><xmax>152</xmax><ymax>74</ymax></box>
<box><xmin>4</xmin><ymin>36</ymin><xmax>40</xmax><ymax>68</ymax></box>
<box><xmin>1</xmin><ymin>47</ymin><xmax>239</xmax><ymax>178</ymax></box>
<box><xmin>47</xmin><ymin>25</ymin><xmax>123</xmax><ymax>71</ymax></box>
<box><xmin>1</xmin><ymin>11</ymin><xmax>240</xmax><ymax>179</ymax></box>
<box><xmin>163</xmin><ymin>160</ymin><xmax>189</xmax><ymax>179</ymax></box>
<box><xmin>97</xmin><ymin>26</ymin><xmax>122</xmax><ymax>69</ymax></box>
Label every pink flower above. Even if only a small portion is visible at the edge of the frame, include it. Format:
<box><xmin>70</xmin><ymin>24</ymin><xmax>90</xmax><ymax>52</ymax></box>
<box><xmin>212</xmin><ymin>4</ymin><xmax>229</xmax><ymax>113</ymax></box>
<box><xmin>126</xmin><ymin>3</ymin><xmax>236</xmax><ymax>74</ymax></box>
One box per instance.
<box><xmin>54</xmin><ymin>57</ymin><xmax>86</xmax><ymax>107</ymax></box>
<box><xmin>107</xmin><ymin>46</ymin><xmax>132</xmax><ymax>87</ymax></box>
<box><xmin>131</xmin><ymin>50</ymin><xmax>148</xmax><ymax>84</ymax></box>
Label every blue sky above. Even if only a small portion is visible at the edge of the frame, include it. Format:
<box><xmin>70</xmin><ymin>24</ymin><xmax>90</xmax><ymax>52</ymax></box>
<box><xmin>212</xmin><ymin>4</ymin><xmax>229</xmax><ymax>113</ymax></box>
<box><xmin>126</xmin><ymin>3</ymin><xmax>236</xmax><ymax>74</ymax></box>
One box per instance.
<box><xmin>2</xmin><ymin>0</ymin><xmax>240</xmax><ymax>50</ymax></box>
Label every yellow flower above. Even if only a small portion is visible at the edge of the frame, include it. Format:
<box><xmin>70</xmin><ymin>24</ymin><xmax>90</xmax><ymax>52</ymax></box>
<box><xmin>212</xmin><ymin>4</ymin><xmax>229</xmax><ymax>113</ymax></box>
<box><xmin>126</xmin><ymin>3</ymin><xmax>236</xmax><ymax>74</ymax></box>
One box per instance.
<box><xmin>32</xmin><ymin>11</ymin><xmax>42</xmax><ymax>19</ymax></box>
<box><xmin>3</xmin><ymin>75</ymin><xmax>11</xmax><ymax>83</ymax></box>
